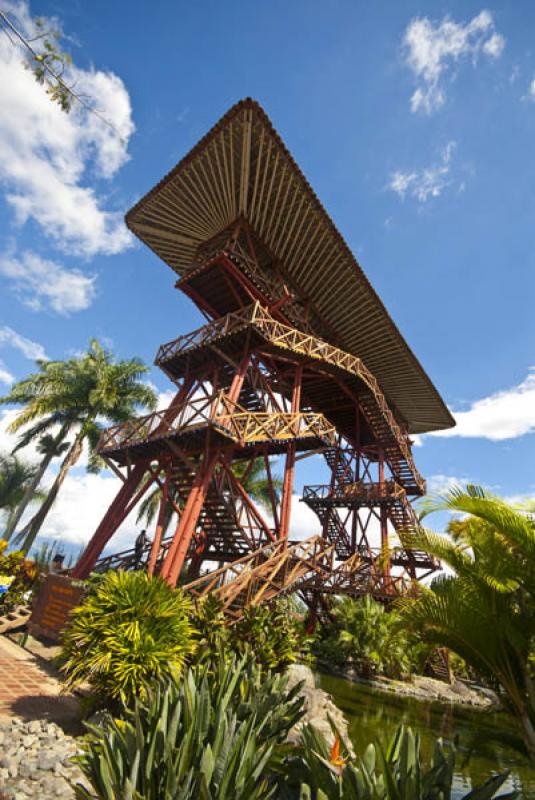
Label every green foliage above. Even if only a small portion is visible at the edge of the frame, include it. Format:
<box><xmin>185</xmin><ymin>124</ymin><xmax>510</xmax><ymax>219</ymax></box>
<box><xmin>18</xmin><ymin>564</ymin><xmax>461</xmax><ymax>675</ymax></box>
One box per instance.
<box><xmin>0</xmin><ymin>539</ymin><xmax>38</xmax><ymax>610</ymax></box>
<box><xmin>75</xmin><ymin>652</ymin><xmax>305</xmax><ymax>800</ymax></box>
<box><xmin>231</xmin><ymin>457</ymin><xmax>282</xmax><ymax>508</ymax></box>
<box><xmin>0</xmin><ymin>454</ymin><xmax>41</xmax><ymax>529</ymax></box>
<box><xmin>1</xmin><ymin>340</ymin><xmax>156</xmax><ymax>552</ymax></box>
<box><xmin>399</xmin><ymin>485</ymin><xmax>535</xmax><ymax>763</ymax></box>
<box><xmin>231</xmin><ymin>600</ymin><xmax>304</xmax><ymax>670</ymax></box>
<box><xmin>283</xmin><ymin>723</ymin><xmax>516</xmax><ymax>800</ymax></box>
<box><xmin>314</xmin><ymin>596</ymin><xmax>411</xmax><ymax>679</ymax></box>
<box><xmin>190</xmin><ymin>594</ymin><xmax>229</xmax><ymax>664</ymax></box>
<box><xmin>20</xmin><ymin>17</ymin><xmax>74</xmax><ymax>112</ymax></box>
<box><xmin>59</xmin><ymin>571</ymin><xmax>196</xmax><ymax>705</ymax></box>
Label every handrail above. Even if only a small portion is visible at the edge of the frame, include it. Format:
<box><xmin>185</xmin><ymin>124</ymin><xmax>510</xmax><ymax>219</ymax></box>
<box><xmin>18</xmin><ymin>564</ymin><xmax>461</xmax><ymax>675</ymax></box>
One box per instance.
<box><xmin>302</xmin><ymin>480</ymin><xmax>405</xmax><ymax>502</ymax></box>
<box><xmin>154</xmin><ymin>303</ymin><xmax>425</xmax><ymax>493</ymax></box>
<box><xmin>97</xmin><ymin>390</ymin><xmax>336</xmax><ymax>455</ymax></box>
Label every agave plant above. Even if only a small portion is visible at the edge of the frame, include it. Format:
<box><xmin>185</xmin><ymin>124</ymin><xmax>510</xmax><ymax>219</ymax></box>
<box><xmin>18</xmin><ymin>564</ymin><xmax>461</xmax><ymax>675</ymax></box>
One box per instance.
<box><xmin>75</xmin><ymin>652</ymin><xmax>305</xmax><ymax>799</ymax></box>
<box><xmin>283</xmin><ymin>723</ymin><xmax>517</xmax><ymax>799</ymax></box>
<box><xmin>59</xmin><ymin>570</ymin><xmax>196</xmax><ymax>705</ymax></box>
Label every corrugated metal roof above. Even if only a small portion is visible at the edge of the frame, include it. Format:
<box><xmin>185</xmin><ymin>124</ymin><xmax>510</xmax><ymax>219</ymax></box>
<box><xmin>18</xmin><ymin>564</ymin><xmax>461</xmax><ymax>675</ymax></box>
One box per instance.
<box><xmin>126</xmin><ymin>98</ymin><xmax>454</xmax><ymax>435</ymax></box>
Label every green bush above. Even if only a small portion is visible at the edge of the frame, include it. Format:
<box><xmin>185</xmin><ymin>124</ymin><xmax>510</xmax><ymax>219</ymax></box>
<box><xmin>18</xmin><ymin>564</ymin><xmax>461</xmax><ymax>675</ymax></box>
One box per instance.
<box><xmin>230</xmin><ymin>600</ymin><xmax>305</xmax><ymax>670</ymax></box>
<box><xmin>282</xmin><ymin>723</ymin><xmax>517</xmax><ymax>799</ymax></box>
<box><xmin>75</xmin><ymin>652</ymin><xmax>305</xmax><ymax>800</ymax></box>
<box><xmin>0</xmin><ymin>539</ymin><xmax>38</xmax><ymax>611</ymax></box>
<box><xmin>313</xmin><ymin>596</ymin><xmax>412</xmax><ymax>680</ymax></box>
<box><xmin>59</xmin><ymin>570</ymin><xmax>196</xmax><ymax>705</ymax></box>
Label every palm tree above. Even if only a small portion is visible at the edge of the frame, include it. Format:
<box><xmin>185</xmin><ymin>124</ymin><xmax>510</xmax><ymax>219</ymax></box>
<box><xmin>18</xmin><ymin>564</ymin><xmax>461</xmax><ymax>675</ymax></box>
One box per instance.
<box><xmin>399</xmin><ymin>485</ymin><xmax>535</xmax><ymax>763</ymax></box>
<box><xmin>3</xmin><ymin>418</ymin><xmax>71</xmax><ymax>542</ymax></box>
<box><xmin>0</xmin><ymin>340</ymin><xmax>157</xmax><ymax>554</ymax></box>
<box><xmin>332</xmin><ymin>595</ymin><xmax>409</xmax><ymax>679</ymax></box>
<box><xmin>232</xmin><ymin>457</ymin><xmax>282</xmax><ymax>509</ymax></box>
<box><xmin>0</xmin><ymin>454</ymin><xmax>43</xmax><ymax>539</ymax></box>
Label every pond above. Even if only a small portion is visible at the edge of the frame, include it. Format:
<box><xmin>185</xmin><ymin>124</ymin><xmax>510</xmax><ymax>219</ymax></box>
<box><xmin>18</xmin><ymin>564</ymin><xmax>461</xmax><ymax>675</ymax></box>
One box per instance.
<box><xmin>318</xmin><ymin>672</ymin><xmax>535</xmax><ymax>798</ymax></box>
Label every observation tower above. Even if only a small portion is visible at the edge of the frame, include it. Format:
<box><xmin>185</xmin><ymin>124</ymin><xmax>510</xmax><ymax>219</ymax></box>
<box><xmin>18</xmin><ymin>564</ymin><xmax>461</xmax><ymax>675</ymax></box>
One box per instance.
<box><xmin>72</xmin><ymin>99</ymin><xmax>454</xmax><ymax>618</ymax></box>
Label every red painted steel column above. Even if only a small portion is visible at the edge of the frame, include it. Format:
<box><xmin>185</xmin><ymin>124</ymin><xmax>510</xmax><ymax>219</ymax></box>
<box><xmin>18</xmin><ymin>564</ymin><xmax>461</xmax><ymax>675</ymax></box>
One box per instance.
<box><xmin>159</xmin><ymin>448</ymin><xmax>219</xmax><ymax>586</ymax></box>
<box><xmin>147</xmin><ymin>477</ymin><xmax>169</xmax><ymax>576</ymax></box>
<box><xmin>227</xmin><ymin>352</ymin><xmax>251</xmax><ymax>404</ymax></box>
<box><xmin>378</xmin><ymin>449</ymin><xmax>391</xmax><ymax>586</ymax></box>
<box><xmin>279</xmin><ymin>365</ymin><xmax>303</xmax><ymax>541</ymax></box>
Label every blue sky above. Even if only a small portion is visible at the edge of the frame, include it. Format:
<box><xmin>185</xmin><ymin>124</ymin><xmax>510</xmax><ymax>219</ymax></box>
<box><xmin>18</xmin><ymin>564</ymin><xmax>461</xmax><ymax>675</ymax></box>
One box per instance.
<box><xmin>0</xmin><ymin>0</ymin><xmax>533</xmax><ymax>548</ymax></box>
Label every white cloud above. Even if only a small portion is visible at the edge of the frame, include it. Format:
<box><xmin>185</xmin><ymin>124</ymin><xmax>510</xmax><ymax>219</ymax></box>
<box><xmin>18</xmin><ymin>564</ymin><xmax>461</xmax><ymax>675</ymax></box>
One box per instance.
<box><xmin>526</xmin><ymin>75</ymin><xmax>535</xmax><ymax>102</ymax></box>
<box><xmin>388</xmin><ymin>141</ymin><xmax>457</xmax><ymax>202</ymax></box>
<box><xmin>0</xmin><ymin>250</ymin><xmax>96</xmax><ymax>314</ymax></box>
<box><xmin>0</xmin><ymin>361</ymin><xmax>15</xmax><ymax>385</ymax></box>
<box><xmin>36</xmin><ymin>471</ymin><xmax>139</xmax><ymax>549</ymax></box>
<box><xmin>289</xmin><ymin>495</ymin><xmax>322</xmax><ymax>541</ymax></box>
<box><xmin>0</xmin><ymin>407</ymin><xmax>39</xmax><ymax>459</ymax></box>
<box><xmin>431</xmin><ymin>368</ymin><xmax>535</xmax><ymax>441</ymax></box>
<box><xmin>425</xmin><ymin>474</ymin><xmax>470</xmax><ymax>494</ymax></box>
<box><xmin>0</xmin><ymin>1</ymin><xmax>134</xmax><ymax>256</ymax></box>
<box><xmin>402</xmin><ymin>10</ymin><xmax>505</xmax><ymax>114</ymax></box>
<box><xmin>0</xmin><ymin>326</ymin><xmax>47</xmax><ymax>360</ymax></box>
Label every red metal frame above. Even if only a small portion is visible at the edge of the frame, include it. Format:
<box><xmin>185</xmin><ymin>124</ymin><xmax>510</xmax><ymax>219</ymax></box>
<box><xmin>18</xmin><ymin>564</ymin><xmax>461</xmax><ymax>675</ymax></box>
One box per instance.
<box><xmin>73</xmin><ymin>220</ymin><xmax>437</xmax><ymax>604</ymax></box>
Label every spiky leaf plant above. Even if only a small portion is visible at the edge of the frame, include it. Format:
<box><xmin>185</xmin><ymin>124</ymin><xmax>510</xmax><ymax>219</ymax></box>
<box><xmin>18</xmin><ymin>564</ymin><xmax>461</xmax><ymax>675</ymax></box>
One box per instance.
<box><xmin>59</xmin><ymin>570</ymin><xmax>196</xmax><ymax>705</ymax></box>
<box><xmin>282</xmin><ymin>723</ymin><xmax>517</xmax><ymax>800</ymax></box>
<box><xmin>75</xmin><ymin>652</ymin><xmax>305</xmax><ymax>800</ymax></box>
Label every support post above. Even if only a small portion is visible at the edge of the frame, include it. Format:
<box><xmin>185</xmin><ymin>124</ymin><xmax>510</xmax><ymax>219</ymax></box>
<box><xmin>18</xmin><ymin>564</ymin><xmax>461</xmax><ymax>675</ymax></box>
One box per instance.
<box><xmin>147</xmin><ymin>477</ymin><xmax>169</xmax><ymax>576</ymax></box>
<box><xmin>72</xmin><ymin>463</ymin><xmax>149</xmax><ymax>578</ymax></box>
<box><xmin>279</xmin><ymin>365</ymin><xmax>302</xmax><ymax>540</ymax></box>
<box><xmin>378</xmin><ymin>449</ymin><xmax>391</xmax><ymax>585</ymax></box>
<box><xmin>159</xmin><ymin>449</ymin><xmax>219</xmax><ymax>586</ymax></box>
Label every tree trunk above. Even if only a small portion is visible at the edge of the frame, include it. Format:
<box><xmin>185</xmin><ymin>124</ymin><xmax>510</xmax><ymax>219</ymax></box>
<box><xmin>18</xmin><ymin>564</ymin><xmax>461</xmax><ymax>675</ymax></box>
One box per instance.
<box><xmin>4</xmin><ymin>456</ymin><xmax>50</xmax><ymax>543</ymax></box>
<box><xmin>17</xmin><ymin>430</ymin><xmax>86</xmax><ymax>554</ymax></box>
<box><xmin>4</xmin><ymin>423</ymin><xmax>71</xmax><ymax>543</ymax></box>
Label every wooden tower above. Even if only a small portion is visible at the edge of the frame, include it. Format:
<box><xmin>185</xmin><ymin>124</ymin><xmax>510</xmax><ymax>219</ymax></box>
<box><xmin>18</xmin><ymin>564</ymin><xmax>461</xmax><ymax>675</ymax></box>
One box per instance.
<box><xmin>72</xmin><ymin>100</ymin><xmax>454</xmax><ymax>615</ymax></box>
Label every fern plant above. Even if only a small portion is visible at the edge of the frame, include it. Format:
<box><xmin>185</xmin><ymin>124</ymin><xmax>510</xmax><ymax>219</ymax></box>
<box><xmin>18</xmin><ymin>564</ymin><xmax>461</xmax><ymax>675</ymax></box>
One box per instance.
<box><xmin>75</xmin><ymin>652</ymin><xmax>305</xmax><ymax>799</ymax></box>
<box><xmin>59</xmin><ymin>570</ymin><xmax>196</xmax><ymax>705</ymax></box>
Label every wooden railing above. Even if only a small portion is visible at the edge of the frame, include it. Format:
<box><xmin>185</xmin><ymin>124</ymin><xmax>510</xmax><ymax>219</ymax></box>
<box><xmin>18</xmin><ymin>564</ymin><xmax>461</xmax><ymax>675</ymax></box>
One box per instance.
<box><xmin>155</xmin><ymin>303</ymin><xmax>425</xmax><ymax>494</ymax></box>
<box><xmin>97</xmin><ymin>390</ymin><xmax>336</xmax><ymax>455</ymax></box>
<box><xmin>183</xmin><ymin>535</ymin><xmax>336</xmax><ymax>619</ymax></box>
<box><xmin>302</xmin><ymin>480</ymin><xmax>406</xmax><ymax>503</ymax></box>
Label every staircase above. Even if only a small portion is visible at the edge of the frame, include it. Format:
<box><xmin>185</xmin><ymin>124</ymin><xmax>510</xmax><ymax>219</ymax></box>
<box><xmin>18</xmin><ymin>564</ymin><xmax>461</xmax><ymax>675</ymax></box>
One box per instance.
<box><xmin>358</xmin><ymin>395</ymin><xmax>424</xmax><ymax>495</ymax></box>
<box><xmin>183</xmin><ymin>536</ymin><xmax>335</xmax><ymax>622</ymax></box>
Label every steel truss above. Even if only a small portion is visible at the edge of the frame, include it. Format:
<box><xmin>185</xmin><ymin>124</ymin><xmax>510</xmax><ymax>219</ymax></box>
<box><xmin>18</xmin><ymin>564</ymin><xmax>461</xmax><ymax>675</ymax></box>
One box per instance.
<box><xmin>72</xmin><ymin>219</ymin><xmax>439</xmax><ymax>615</ymax></box>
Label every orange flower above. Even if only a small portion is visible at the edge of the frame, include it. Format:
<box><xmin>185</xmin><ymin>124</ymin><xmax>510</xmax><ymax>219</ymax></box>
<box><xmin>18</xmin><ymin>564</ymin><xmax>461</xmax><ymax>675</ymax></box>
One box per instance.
<box><xmin>330</xmin><ymin>734</ymin><xmax>347</xmax><ymax>772</ymax></box>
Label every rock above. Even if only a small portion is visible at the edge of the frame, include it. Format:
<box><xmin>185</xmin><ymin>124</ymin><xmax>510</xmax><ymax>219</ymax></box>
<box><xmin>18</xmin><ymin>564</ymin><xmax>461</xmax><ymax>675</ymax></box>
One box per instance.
<box><xmin>0</xmin><ymin>719</ymin><xmax>84</xmax><ymax>799</ymax></box>
<box><xmin>286</xmin><ymin>663</ymin><xmax>352</xmax><ymax>752</ymax></box>
<box><xmin>27</xmin><ymin>720</ymin><xmax>41</xmax><ymax>735</ymax></box>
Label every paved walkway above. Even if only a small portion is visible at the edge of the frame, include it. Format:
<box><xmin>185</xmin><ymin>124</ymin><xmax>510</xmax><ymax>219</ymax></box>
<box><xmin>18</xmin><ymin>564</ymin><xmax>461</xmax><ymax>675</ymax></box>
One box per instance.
<box><xmin>0</xmin><ymin>635</ymin><xmax>81</xmax><ymax>732</ymax></box>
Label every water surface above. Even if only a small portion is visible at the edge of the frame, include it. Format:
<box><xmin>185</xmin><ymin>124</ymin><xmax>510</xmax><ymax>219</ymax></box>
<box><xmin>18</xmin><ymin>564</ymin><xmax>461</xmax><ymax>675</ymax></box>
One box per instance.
<box><xmin>318</xmin><ymin>672</ymin><xmax>535</xmax><ymax>798</ymax></box>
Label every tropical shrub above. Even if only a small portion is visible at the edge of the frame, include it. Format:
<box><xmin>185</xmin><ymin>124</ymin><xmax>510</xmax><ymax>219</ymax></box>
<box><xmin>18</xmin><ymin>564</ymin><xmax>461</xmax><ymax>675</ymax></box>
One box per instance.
<box><xmin>59</xmin><ymin>570</ymin><xmax>196</xmax><ymax>705</ymax></box>
<box><xmin>314</xmin><ymin>596</ymin><xmax>411</xmax><ymax>679</ymax></box>
<box><xmin>231</xmin><ymin>600</ymin><xmax>305</xmax><ymax>670</ymax></box>
<box><xmin>282</xmin><ymin>723</ymin><xmax>516</xmax><ymax>799</ymax></box>
<box><xmin>190</xmin><ymin>593</ymin><xmax>229</xmax><ymax>664</ymax></box>
<box><xmin>0</xmin><ymin>540</ymin><xmax>38</xmax><ymax>610</ymax></box>
<box><xmin>75</xmin><ymin>652</ymin><xmax>305</xmax><ymax>800</ymax></box>
<box><xmin>399</xmin><ymin>486</ymin><xmax>535</xmax><ymax>763</ymax></box>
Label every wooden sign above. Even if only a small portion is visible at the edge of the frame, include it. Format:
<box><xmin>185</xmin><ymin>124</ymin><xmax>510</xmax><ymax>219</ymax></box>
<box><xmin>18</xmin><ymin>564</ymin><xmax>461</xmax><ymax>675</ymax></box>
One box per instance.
<box><xmin>29</xmin><ymin>574</ymin><xmax>85</xmax><ymax>642</ymax></box>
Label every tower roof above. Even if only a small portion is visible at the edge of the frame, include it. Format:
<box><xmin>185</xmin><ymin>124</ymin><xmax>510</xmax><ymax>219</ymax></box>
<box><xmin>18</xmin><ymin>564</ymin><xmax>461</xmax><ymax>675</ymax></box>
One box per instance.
<box><xmin>126</xmin><ymin>98</ymin><xmax>454</xmax><ymax>435</ymax></box>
